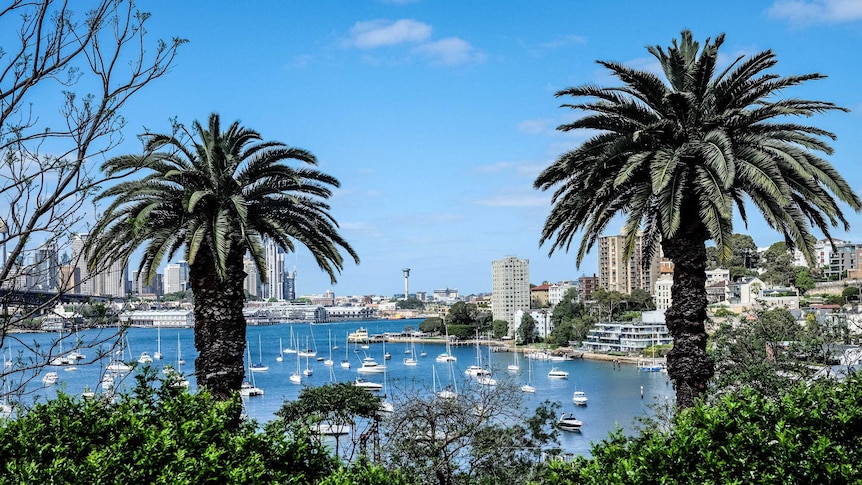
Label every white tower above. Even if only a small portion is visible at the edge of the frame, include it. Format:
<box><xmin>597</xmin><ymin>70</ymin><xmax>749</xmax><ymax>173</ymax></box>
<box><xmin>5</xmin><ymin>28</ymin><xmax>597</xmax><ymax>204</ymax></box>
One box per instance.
<box><xmin>402</xmin><ymin>268</ymin><xmax>410</xmax><ymax>300</ymax></box>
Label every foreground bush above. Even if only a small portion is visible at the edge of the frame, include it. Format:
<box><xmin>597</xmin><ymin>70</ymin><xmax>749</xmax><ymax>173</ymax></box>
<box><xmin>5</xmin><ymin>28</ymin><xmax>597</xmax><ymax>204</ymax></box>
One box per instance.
<box><xmin>0</xmin><ymin>368</ymin><xmax>338</xmax><ymax>484</ymax></box>
<box><xmin>541</xmin><ymin>373</ymin><xmax>862</xmax><ymax>484</ymax></box>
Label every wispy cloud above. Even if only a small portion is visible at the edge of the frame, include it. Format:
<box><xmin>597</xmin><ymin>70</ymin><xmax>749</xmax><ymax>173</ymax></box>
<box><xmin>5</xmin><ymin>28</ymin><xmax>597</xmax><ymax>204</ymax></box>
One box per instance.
<box><xmin>412</xmin><ymin>37</ymin><xmax>485</xmax><ymax>66</ymax></box>
<box><xmin>768</xmin><ymin>0</ymin><xmax>862</xmax><ymax>25</ymax></box>
<box><xmin>538</xmin><ymin>34</ymin><xmax>587</xmax><ymax>50</ymax></box>
<box><xmin>343</xmin><ymin>19</ymin><xmax>483</xmax><ymax>66</ymax></box>
<box><xmin>346</xmin><ymin>19</ymin><xmax>432</xmax><ymax>48</ymax></box>
<box><xmin>517</xmin><ymin>119</ymin><xmax>553</xmax><ymax>135</ymax></box>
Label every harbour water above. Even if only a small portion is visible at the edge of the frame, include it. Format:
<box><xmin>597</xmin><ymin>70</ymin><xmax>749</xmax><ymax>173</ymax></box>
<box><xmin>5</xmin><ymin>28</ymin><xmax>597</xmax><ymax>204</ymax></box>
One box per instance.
<box><xmin>2</xmin><ymin>318</ymin><xmax>674</xmax><ymax>457</ymax></box>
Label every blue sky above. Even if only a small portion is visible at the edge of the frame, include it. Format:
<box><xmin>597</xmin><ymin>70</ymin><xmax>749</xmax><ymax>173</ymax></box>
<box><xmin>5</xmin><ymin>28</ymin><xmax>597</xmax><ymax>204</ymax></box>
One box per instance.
<box><xmin>103</xmin><ymin>0</ymin><xmax>862</xmax><ymax>297</ymax></box>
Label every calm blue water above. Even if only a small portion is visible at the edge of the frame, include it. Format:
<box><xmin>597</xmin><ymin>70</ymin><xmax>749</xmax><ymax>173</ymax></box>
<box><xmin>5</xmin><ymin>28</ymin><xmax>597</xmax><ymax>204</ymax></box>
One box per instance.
<box><xmin>2</xmin><ymin>318</ymin><xmax>674</xmax><ymax>456</ymax></box>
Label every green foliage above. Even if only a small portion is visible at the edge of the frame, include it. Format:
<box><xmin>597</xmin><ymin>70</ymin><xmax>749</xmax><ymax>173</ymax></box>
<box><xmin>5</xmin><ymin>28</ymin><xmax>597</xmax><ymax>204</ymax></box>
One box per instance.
<box><xmin>318</xmin><ymin>458</ymin><xmax>416</xmax><ymax>485</ymax></box>
<box><xmin>492</xmin><ymin>319</ymin><xmax>509</xmax><ymax>339</ymax></box>
<box><xmin>0</xmin><ymin>368</ymin><xmax>335</xmax><ymax>484</ymax></box>
<box><xmin>709</xmin><ymin>308</ymin><xmax>815</xmax><ymax>399</ymax></box>
<box><xmin>396</xmin><ymin>298</ymin><xmax>425</xmax><ymax>310</ymax></box>
<box><xmin>419</xmin><ymin>317</ymin><xmax>442</xmax><ymax>334</ymax></box>
<box><xmin>542</xmin><ymin>374</ymin><xmax>862</xmax><ymax>484</ymax></box>
<box><xmin>518</xmin><ymin>313</ymin><xmax>539</xmax><ymax>344</ymax></box>
<box><xmin>277</xmin><ymin>382</ymin><xmax>382</xmax><ymax>425</ymax></box>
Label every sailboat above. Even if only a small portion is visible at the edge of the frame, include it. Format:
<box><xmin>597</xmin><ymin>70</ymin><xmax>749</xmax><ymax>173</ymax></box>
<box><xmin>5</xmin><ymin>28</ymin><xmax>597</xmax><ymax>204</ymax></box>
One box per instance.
<box><xmin>436</xmin><ymin>325</ymin><xmax>457</xmax><ymax>362</ymax></box>
<box><xmin>476</xmin><ymin>338</ymin><xmax>497</xmax><ymax>386</ymax></box>
<box><xmin>638</xmin><ymin>333</ymin><xmax>665</xmax><ymax>372</ymax></box>
<box><xmin>403</xmin><ymin>341</ymin><xmax>418</xmax><ymax>366</ymax></box>
<box><xmin>290</xmin><ymin>349</ymin><xmax>302</xmax><ymax>384</ymax></box>
<box><xmin>284</xmin><ymin>327</ymin><xmax>298</xmax><ymax>355</ymax></box>
<box><xmin>250</xmin><ymin>335</ymin><xmax>269</xmax><ymax>372</ymax></box>
<box><xmin>436</xmin><ymin>361</ymin><xmax>457</xmax><ymax>399</ymax></box>
<box><xmin>276</xmin><ymin>337</ymin><xmax>284</xmax><ymax>362</ymax></box>
<box><xmin>153</xmin><ymin>324</ymin><xmax>162</xmax><ymax>360</ymax></box>
<box><xmin>302</xmin><ymin>337</ymin><xmax>314</xmax><ymax>376</ymax></box>
<box><xmin>340</xmin><ymin>332</ymin><xmax>351</xmax><ymax>369</ymax></box>
<box><xmin>324</xmin><ymin>330</ymin><xmax>334</xmax><ymax>366</ymax></box>
<box><xmin>106</xmin><ymin>336</ymin><xmax>132</xmax><ymax>373</ymax></box>
<box><xmin>465</xmin><ymin>331</ymin><xmax>489</xmax><ymax>377</ymax></box>
<box><xmin>165</xmin><ymin>333</ymin><xmax>190</xmax><ymax>388</ymax></box>
<box><xmin>240</xmin><ymin>344</ymin><xmax>263</xmax><ymax>396</ymax></box>
<box><xmin>521</xmin><ymin>355</ymin><xmax>536</xmax><ymax>393</ymax></box>
<box><xmin>508</xmin><ymin>345</ymin><xmax>520</xmax><ymax>372</ymax></box>
<box><xmin>380</xmin><ymin>367</ymin><xmax>394</xmax><ymax>413</ymax></box>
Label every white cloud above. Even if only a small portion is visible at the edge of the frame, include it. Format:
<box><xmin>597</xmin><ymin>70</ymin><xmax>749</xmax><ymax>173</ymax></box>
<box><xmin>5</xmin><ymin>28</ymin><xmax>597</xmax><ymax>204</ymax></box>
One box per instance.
<box><xmin>768</xmin><ymin>0</ymin><xmax>862</xmax><ymax>24</ymax></box>
<box><xmin>538</xmin><ymin>34</ymin><xmax>587</xmax><ymax>49</ymax></box>
<box><xmin>412</xmin><ymin>37</ymin><xmax>485</xmax><ymax>66</ymax></box>
<box><xmin>347</xmin><ymin>19</ymin><xmax>432</xmax><ymax>49</ymax></box>
<box><xmin>518</xmin><ymin>119</ymin><xmax>553</xmax><ymax>135</ymax></box>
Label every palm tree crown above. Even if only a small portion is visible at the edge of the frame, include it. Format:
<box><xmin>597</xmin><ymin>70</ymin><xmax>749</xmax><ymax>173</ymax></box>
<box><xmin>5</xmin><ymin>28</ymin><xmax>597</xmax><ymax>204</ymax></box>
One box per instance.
<box><xmin>534</xmin><ymin>30</ymin><xmax>860</xmax><ymax>408</ymax></box>
<box><xmin>535</xmin><ymin>29</ymin><xmax>859</xmax><ymax>267</ymax></box>
<box><xmin>88</xmin><ymin>113</ymin><xmax>358</xmax><ymax>286</ymax></box>
<box><xmin>87</xmin><ymin>112</ymin><xmax>358</xmax><ymax>398</ymax></box>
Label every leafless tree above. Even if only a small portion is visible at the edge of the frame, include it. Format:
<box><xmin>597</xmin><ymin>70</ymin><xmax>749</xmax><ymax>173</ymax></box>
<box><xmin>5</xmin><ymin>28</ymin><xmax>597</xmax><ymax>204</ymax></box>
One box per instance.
<box><xmin>0</xmin><ymin>0</ymin><xmax>184</xmax><ymax>399</ymax></box>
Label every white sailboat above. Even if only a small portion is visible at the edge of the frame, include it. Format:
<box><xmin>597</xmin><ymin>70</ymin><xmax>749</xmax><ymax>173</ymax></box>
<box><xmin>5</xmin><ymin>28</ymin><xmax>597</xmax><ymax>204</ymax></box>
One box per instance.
<box><xmin>508</xmin><ymin>345</ymin><xmax>520</xmax><ymax>372</ymax></box>
<box><xmin>240</xmin><ymin>345</ymin><xmax>263</xmax><ymax>396</ymax></box>
<box><xmin>153</xmin><ymin>324</ymin><xmax>162</xmax><ymax>360</ymax></box>
<box><xmin>276</xmin><ymin>337</ymin><xmax>284</xmax><ymax>362</ymax></box>
<box><xmin>521</xmin><ymin>354</ymin><xmax>536</xmax><ymax>393</ymax></box>
<box><xmin>436</xmin><ymin>325</ymin><xmax>457</xmax><ymax>362</ymax></box>
<box><xmin>324</xmin><ymin>330</ymin><xmax>334</xmax><ymax>366</ymax></box>
<box><xmin>302</xmin><ymin>338</ymin><xmax>313</xmax><ymax>376</ymax></box>
<box><xmin>465</xmin><ymin>331</ymin><xmax>489</xmax><ymax>377</ymax></box>
<box><xmin>403</xmin><ymin>341</ymin><xmax>418</xmax><ymax>366</ymax></box>
<box><xmin>290</xmin><ymin>349</ymin><xmax>302</xmax><ymax>384</ymax></box>
<box><xmin>250</xmin><ymin>335</ymin><xmax>269</xmax><ymax>372</ymax></box>
<box><xmin>341</xmin><ymin>332</ymin><xmax>352</xmax><ymax>369</ymax></box>
<box><xmin>284</xmin><ymin>327</ymin><xmax>298</xmax><ymax>355</ymax></box>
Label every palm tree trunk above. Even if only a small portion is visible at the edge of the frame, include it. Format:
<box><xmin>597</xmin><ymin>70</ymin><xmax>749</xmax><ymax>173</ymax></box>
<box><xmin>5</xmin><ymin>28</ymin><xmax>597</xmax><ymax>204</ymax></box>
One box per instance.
<box><xmin>662</xmin><ymin>233</ymin><xmax>714</xmax><ymax>409</ymax></box>
<box><xmin>190</xmin><ymin>244</ymin><xmax>247</xmax><ymax>401</ymax></box>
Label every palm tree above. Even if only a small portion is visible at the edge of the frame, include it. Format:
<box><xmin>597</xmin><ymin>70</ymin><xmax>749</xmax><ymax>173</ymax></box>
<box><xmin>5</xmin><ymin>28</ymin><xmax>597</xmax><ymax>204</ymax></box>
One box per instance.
<box><xmin>86</xmin><ymin>113</ymin><xmax>359</xmax><ymax>399</ymax></box>
<box><xmin>534</xmin><ymin>30</ymin><xmax>860</xmax><ymax>409</ymax></box>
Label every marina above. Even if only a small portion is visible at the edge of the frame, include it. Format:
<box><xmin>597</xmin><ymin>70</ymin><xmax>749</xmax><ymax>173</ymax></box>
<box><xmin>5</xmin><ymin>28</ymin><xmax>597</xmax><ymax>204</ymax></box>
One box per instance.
<box><xmin>1</xmin><ymin>318</ymin><xmax>674</xmax><ymax>457</ymax></box>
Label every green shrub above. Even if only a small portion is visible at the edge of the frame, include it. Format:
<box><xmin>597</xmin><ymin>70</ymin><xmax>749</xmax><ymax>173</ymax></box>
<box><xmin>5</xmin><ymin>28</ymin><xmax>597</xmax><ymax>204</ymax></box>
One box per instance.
<box><xmin>0</xmin><ymin>367</ymin><xmax>336</xmax><ymax>484</ymax></box>
<box><xmin>540</xmin><ymin>373</ymin><xmax>862</xmax><ymax>484</ymax></box>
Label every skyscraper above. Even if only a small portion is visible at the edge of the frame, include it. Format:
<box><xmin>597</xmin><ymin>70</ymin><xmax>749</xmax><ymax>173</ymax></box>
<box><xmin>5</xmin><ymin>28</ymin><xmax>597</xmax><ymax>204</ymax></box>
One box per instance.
<box><xmin>262</xmin><ymin>236</ymin><xmax>284</xmax><ymax>301</ymax></box>
<box><xmin>70</xmin><ymin>233</ymin><xmax>91</xmax><ymax>295</ymax></box>
<box><xmin>598</xmin><ymin>233</ymin><xmax>661</xmax><ymax>295</ymax></box>
<box><xmin>164</xmin><ymin>261</ymin><xmax>189</xmax><ymax>295</ymax></box>
<box><xmin>491</xmin><ymin>256</ymin><xmax>531</xmax><ymax>337</ymax></box>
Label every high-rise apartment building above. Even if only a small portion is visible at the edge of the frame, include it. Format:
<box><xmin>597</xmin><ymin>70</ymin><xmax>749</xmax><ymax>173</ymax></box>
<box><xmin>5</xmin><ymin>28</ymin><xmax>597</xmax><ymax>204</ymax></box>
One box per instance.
<box><xmin>598</xmin><ymin>233</ymin><xmax>661</xmax><ymax>295</ymax></box>
<box><xmin>262</xmin><ymin>236</ymin><xmax>285</xmax><ymax>301</ymax></box>
<box><xmin>164</xmin><ymin>261</ymin><xmax>189</xmax><ymax>294</ymax></box>
<box><xmin>284</xmin><ymin>268</ymin><xmax>296</xmax><ymax>301</ymax></box>
<box><xmin>93</xmin><ymin>258</ymin><xmax>127</xmax><ymax>298</ymax></box>
<box><xmin>34</xmin><ymin>241</ymin><xmax>59</xmax><ymax>290</ymax></box>
<box><xmin>491</xmin><ymin>256</ymin><xmax>531</xmax><ymax>337</ymax></box>
<box><xmin>70</xmin><ymin>233</ymin><xmax>91</xmax><ymax>295</ymax></box>
<box><xmin>243</xmin><ymin>255</ymin><xmax>260</xmax><ymax>298</ymax></box>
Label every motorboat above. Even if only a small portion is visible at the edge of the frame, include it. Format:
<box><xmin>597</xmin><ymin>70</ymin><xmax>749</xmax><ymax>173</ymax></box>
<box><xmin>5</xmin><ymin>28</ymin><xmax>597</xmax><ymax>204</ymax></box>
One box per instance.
<box><xmin>464</xmin><ymin>365</ymin><xmax>490</xmax><ymax>377</ymax></box>
<box><xmin>572</xmin><ymin>390</ymin><xmax>588</xmax><ymax>406</ymax></box>
<box><xmin>548</xmin><ymin>367</ymin><xmax>569</xmax><ymax>379</ymax></box>
<box><xmin>101</xmin><ymin>374</ymin><xmax>114</xmax><ymax>390</ymax></box>
<box><xmin>314</xmin><ymin>423</ymin><xmax>351</xmax><ymax>436</ymax></box>
<box><xmin>356</xmin><ymin>356</ymin><xmax>386</xmax><ymax>374</ymax></box>
<box><xmin>353</xmin><ymin>377</ymin><xmax>383</xmax><ymax>391</ymax></box>
<box><xmin>240</xmin><ymin>381</ymin><xmax>264</xmax><ymax>397</ymax></box>
<box><xmin>435</xmin><ymin>352</ymin><xmax>456</xmax><ymax>363</ymax></box>
<box><xmin>557</xmin><ymin>413</ymin><xmax>583</xmax><ymax>432</ymax></box>
<box><xmin>250</xmin><ymin>362</ymin><xmax>269</xmax><ymax>372</ymax></box>
<box><xmin>137</xmin><ymin>352</ymin><xmax>153</xmax><ymax>364</ymax></box>
<box><xmin>520</xmin><ymin>383</ymin><xmax>536</xmax><ymax>393</ymax></box>
<box><xmin>106</xmin><ymin>360</ymin><xmax>132</xmax><ymax>373</ymax></box>
<box><xmin>42</xmin><ymin>372</ymin><xmax>59</xmax><ymax>385</ymax></box>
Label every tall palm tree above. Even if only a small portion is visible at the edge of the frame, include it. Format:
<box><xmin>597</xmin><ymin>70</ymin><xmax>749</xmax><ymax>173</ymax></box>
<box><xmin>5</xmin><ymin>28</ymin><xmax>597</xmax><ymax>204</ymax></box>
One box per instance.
<box><xmin>86</xmin><ymin>113</ymin><xmax>359</xmax><ymax>399</ymax></box>
<box><xmin>534</xmin><ymin>30</ymin><xmax>860</xmax><ymax>409</ymax></box>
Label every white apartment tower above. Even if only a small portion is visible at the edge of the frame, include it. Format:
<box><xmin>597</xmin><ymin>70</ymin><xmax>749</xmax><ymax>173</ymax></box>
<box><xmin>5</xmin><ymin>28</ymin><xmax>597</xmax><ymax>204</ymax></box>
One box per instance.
<box><xmin>243</xmin><ymin>255</ymin><xmax>260</xmax><ymax>298</ymax></box>
<box><xmin>70</xmin><ymin>233</ymin><xmax>91</xmax><ymax>295</ymax></box>
<box><xmin>93</xmin><ymin>258</ymin><xmax>127</xmax><ymax>298</ymax></box>
<box><xmin>263</xmin><ymin>236</ymin><xmax>285</xmax><ymax>301</ymax></box>
<box><xmin>164</xmin><ymin>261</ymin><xmax>189</xmax><ymax>294</ymax></box>
<box><xmin>598</xmin><ymin>233</ymin><xmax>661</xmax><ymax>295</ymax></box>
<box><xmin>491</xmin><ymin>256</ymin><xmax>531</xmax><ymax>337</ymax></box>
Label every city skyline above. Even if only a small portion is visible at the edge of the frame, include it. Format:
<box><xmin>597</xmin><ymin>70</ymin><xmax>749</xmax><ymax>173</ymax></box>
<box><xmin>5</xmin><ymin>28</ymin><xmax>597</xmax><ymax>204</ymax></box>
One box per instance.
<box><xmin>9</xmin><ymin>1</ymin><xmax>862</xmax><ymax>297</ymax></box>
